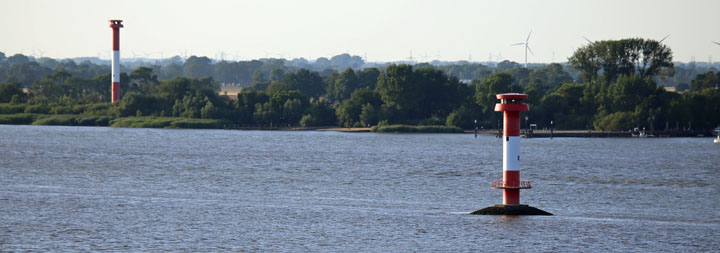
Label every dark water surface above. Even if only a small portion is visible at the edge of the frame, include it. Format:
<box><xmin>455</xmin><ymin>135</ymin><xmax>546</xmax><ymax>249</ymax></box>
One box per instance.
<box><xmin>1</xmin><ymin>125</ymin><xmax>719</xmax><ymax>251</ymax></box>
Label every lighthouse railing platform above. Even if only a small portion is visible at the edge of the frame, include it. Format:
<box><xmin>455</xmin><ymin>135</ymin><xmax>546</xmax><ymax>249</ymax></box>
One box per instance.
<box><xmin>491</xmin><ymin>180</ymin><xmax>532</xmax><ymax>189</ymax></box>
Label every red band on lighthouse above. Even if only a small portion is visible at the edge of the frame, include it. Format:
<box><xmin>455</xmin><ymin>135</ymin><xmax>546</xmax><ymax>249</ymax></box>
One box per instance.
<box><xmin>503</xmin><ymin>111</ymin><xmax>521</xmax><ymax>136</ymax></box>
<box><xmin>503</xmin><ymin>170</ymin><xmax>520</xmax><ymax>204</ymax></box>
<box><xmin>113</xmin><ymin>29</ymin><xmax>120</xmax><ymax>51</ymax></box>
<box><xmin>112</xmin><ymin>82</ymin><xmax>120</xmax><ymax>102</ymax></box>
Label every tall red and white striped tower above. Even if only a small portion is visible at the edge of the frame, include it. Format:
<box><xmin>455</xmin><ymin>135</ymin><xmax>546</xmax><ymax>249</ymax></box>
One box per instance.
<box><xmin>492</xmin><ymin>93</ymin><xmax>532</xmax><ymax>205</ymax></box>
<box><xmin>109</xmin><ymin>20</ymin><xmax>123</xmax><ymax>103</ymax></box>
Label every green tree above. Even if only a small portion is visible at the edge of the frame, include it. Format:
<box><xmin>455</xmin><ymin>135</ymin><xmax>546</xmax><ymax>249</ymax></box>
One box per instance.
<box><xmin>496</xmin><ymin>60</ymin><xmax>522</xmax><ymax>73</ymax></box>
<box><xmin>300</xmin><ymin>100</ymin><xmax>336</xmax><ymax>127</ymax></box>
<box><xmin>200</xmin><ymin>101</ymin><xmax>219</xmax><ymax>119</ymax></box>
<box><xmin>212</xmin><ymin>61</ymin><xmax>238</xmax><ymax>83</ymax></box>
<box><xmin>159</xmin><ymin>63</ymin><xmax>184</xmax><ymax>80</ymax></box>
<box><xmin>30</xmin><ymin>70</ymin><xmax>72</xmax><ymax>99</ymax></box>
<box><xmin>606</xmin><ymin>75</ymin><xmax>657</xmax><ymax>112</ymax></box>
<box><xmin>593</xmin><ymin>111</ymin><xmax>635</xmax><ymax>130</ymax></box>
<box><xmin>535</xmin><ymin>82</ymin><xmax>592</xmax><ymax>129</ymax></box>
<box><xmin>282</xmin><ymin>98</ymin><xmax>303</xmax><ymax>123</ymax></box>
<box><xmin>269</xmin><ymin>68</ymin><xmax>285</xmax><ymax>82</ymax></box>
<box><xmin>414</xmin><ymin>67</ymin><xmax>467</xmax><ymax>119</ymax></box>
<box><xmin>359</xmin><ymin>103</ymin><xmax>377</xmax><ymax>127</ymax></box>
<box><xmin>0</xmin><ymin>51</ymin><xmax>6</xmax><ymax>67</ymax></box>
<box><xmin>329</xmin><ymin>53</ymin><xmax>365</xmax><ymax>70</ymax></box>
<box><xmin>117</xmin><ymin>92</ymin><xmax>161</xmax><ymax>117</ymax></box>
<box><xmin>689</xmin><ymin>71</ymin><xmax>719</xmax><ymax>92</ymax></box>
<box><xmin>569</xmin><ymin>38</ymin><xmax>674</xmax><ymax>83</ymax></box>
<box><xmin>375</xmin><ymin>64</ymin><xmax>419</xmax><ymax>120</ymax></box>
<box><xmin>505</xmin><ymin>67</ymin><xmax>531</xmax><ymax>87</ymax></box>
<box><xmin>445</xmin><ymin>106</ymin><xmax>475</xmax><ymax>129</ymax></box>
<box><xmin>266</xmin><ymin>81</ymin><xmax>289</xmax><ymax>94</ymax></box>
<box><xmin>234</xmin><ymin>91</ymin><xmax>268</xmax><ymax>123</ymax></box>
<box><xmin>527</xmin><ymin>63</ymin><xmax>572</xmax><ymax>91</ymax></box>
<box><xmin>474</xmin><ymin>72</ymin><xmax>515</xmax><ymax>115</ymax></box>
<box><xmin>183</xmin><ymin>56</ymin><xmax>213</xmax><ymax>78</ymax></box>
<box><xmin>281</xmin><ymin>69</ymin><xmax>325</xmax><ymax>98</ymax></box>
<box><xmin>327</xmin><ymin>68</ymin><xmax>359</xmax><ymax>101</ymax></box>
<box><xmin>252</xmin><ymin>90</ymin><xmax>308</xmax><ymax>124</ymax></box>
<box><xmin>0</xmin><ymin>62</ymin><xmax>53</xmax><ymax>87</ymax></box>
<box><xmin>687</xmin><ymin>88</ymin><xmax>720</xmax><ymax>129</ymax></box>
<box><xmin>7</xmin><ymin>54</ymin><xmax>30</xmax><ymax>65</ymax></box>
<box><xmin>0</xmin><ymin>82</ymin><xmax>25</xmax><ymax>103</ymax></box>
<box><xmin>253</xmin><ymin>102</ymin><xmax>279</xmax><ymax>124</ymax></box>
<box><xmin>357</xmin><ymin>68</ymin><xmax>380</xmax><ymax>89</ymax></box>
<box><xmin>129</xmin><ymin>67</ymin><xmax>159</xmax><ymax>93</ymax></box>
<box><xmin>335</xmin><ymin>88</ymin><xmax>382</xmax><ymax>127</ymax></box>
<box><xmin>156</xmin><ymin>77</ymin><xmax>218</xmax><ymax>101</ymax></box>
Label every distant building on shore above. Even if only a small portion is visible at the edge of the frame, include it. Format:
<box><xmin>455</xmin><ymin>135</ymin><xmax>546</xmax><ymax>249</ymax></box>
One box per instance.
<box><xmin>219</xmin><ymin>86</ymin><xmax>243</xmax><ymax>100</ymax></box>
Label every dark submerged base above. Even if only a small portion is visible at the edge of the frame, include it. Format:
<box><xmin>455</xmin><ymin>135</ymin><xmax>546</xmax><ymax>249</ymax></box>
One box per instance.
<box><xmin>471</xmin><ymin>204</ymin><xmax>552</xmax><ymax>215</ymax></box>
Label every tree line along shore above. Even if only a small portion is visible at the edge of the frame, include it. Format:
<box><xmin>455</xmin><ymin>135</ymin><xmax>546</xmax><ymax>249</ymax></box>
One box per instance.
<box><xmin>0</xmin><ymin>38</ymin><xmax>718</xmax><ymax>134</ymax></box>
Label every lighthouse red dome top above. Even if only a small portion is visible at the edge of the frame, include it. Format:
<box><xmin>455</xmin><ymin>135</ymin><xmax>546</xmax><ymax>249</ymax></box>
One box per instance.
<box><xmin>496</xmin><ymin>93</ymin><xmax>527</xmax><ymax>100</ymax></box>
<box><xmin>109</xmin><ymin>20</ymin><xmax>124</xmax><ymax>28</ymax></box>
<box><xmin>494</xmin><ymin>93</ymin><xmax>529</xmax><ymax>112</ymax></box>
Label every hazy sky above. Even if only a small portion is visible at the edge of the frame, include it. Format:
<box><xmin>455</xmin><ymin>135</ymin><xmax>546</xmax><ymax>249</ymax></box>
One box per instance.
<box><xmin>1</xmin><ymin>0</ymin><xmax>719</xmax><ymax>63</ymax></box>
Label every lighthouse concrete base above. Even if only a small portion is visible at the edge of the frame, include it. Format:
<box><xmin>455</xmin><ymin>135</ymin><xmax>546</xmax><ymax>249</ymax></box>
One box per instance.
<box><xmin>471</xmin><ymin>204</ymin><xmax>552</xmax><ymax>215</ymax></box>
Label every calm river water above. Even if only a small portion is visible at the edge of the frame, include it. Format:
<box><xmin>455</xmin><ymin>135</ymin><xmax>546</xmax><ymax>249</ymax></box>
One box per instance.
<box><xmin>1</xmin><ymin>125</ymin><xmax>719</xmax><ymax>251</ymax></box>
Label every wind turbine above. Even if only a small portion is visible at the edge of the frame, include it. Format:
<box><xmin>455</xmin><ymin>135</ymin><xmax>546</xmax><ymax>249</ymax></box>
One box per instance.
<box><xmin>98</xmin><ymin>50</ymin><xmax>111</xmax><ymax>60</ymax></box>
<box><xmin>512</xmin><ymin>30</ymin><xmax>534</xmax><ymax>68</ymax></box>
<box><xmin>33</xmin><ymin>48</ymin><xmax>46</xmax><ymax>58</ymax></box>
<box><xmin>406</xmin><ymin>50</ymin><xmax>416</xmax><ymax>63</ymax></box>
<box><xmin>421</xmin><ymin>52</ymin><xmax>430</xmax><ymax>62</ymax></box>
<box><xmin>583</xmin><ymin>36</ymin><xmax>594</xmax><ymax>44</ymax></box>
<box><xmin>177</xmin><ymin>50</ymin><xmax>189</xmax><ymax>60</ymax></box>
<box><xmin>712</xmin><ymin>41</ymin><xmax>719</xmax><ymax>65</ymax></box>
<box><xmin>274</xmin><ymin>51</ymin><xmax>287</xmax><ymax>59</ymax></box>
<box><xmin>232</xmin><ymin>51</ymin><xmax>241</xmax><ymax>62</ymax></box>
<box><xmin>143</xmin><ymin>52</ymin><xmax>153</xmax><ymax>60</ymax></box>
<box><xmin>216</xmin><ymin>51</ymin><xmax>227</xmax><ymax>61</ymax></box>
<box><xmin>659</xmin><ymin>34</ymin><xmax>670</xmax><ymax>43</ymax></box>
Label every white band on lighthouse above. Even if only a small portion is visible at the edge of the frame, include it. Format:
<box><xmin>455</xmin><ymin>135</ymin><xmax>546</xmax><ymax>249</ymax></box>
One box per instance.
<box><xmin>112</xmin><ymin>50</ymin><xmax>120</xmax><ymax>82</ymax></box>
<box><xmin>503</xmin><ymin>136</ymin><xmax>520</xmax><ymax>171</ymax></box>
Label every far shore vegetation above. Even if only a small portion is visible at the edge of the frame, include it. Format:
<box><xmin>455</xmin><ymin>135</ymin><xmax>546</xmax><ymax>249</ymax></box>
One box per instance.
<box><xmin>371</xmin><ymin>124</ymin><xmax>463</xmax><ymax>133</ymax></box>
<box><xmin>1</xmin><ymin>38</ymin><xmax>719</xmax><ymax>133</ymax></box>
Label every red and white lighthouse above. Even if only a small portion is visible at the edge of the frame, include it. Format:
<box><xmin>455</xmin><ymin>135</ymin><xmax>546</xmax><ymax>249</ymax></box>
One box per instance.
<box><xmin>472</xmin><ymin>93</ymin><xmax>550</xmax><ymax>215</ymax></box>
<box><xmin>492</xmin><ymin>93</ymin><xmax>531</xmax><ymax>205</ymax></box>
<box><xmin>109</xmin><ymin>20</ymin><xmax>123</xmax><ymax>103</ymax></box>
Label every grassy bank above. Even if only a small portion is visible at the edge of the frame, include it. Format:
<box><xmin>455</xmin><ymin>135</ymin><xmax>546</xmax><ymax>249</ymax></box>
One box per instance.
<box><xmin>0</xmin><ymin>113</ymin><xmax>40</xmax><ymax>125</ymax></box>
<box><xmin>33</xmin><ymin>115</ymin><xmax>111</xmax><ymax>126</ymax></box>
<box><xmin>370</xmin><ymin>124</ymin><xmax>464</xmax><ymax>133</ymax></box>
<box><xmin>0</xmin><ymin>113</ymin><xmax>110</xmax><ymax>126</ymax></box>
<box><xmin>0</xmin><ymin>114</ymin><xmax>227</xmax><ymax>129</ymax></box>
<box><xmin>109</xmin><ymin>117</ymin><xmax>228</xmax><ymax>129</ymax></box>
